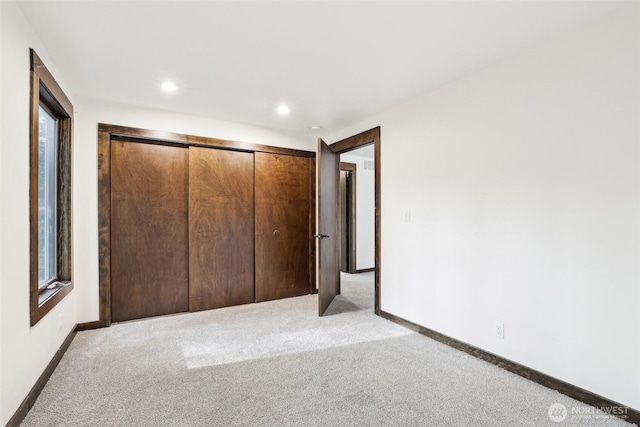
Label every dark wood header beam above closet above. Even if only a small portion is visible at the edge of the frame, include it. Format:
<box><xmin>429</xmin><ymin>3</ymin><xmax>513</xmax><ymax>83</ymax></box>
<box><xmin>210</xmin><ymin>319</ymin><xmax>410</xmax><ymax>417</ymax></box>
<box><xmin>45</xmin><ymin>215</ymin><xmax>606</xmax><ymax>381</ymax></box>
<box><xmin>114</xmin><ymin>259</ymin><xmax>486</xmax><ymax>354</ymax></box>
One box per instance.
<box><xmin>98</xmin><ymin>123</ymin><xmax>315</xmax><ymax>158</ymax></box>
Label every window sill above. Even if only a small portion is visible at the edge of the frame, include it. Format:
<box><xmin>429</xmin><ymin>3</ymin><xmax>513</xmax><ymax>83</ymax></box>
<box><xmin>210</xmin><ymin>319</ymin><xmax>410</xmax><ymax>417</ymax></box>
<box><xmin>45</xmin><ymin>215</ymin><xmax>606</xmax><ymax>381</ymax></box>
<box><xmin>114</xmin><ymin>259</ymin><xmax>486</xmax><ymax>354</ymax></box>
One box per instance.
<box><xmin>31</xmin><ymin>281</ymin><xmax>74</xmax><ymax>326</ymax></box>
<box><xmin>39</xmin><ymin>281</ymin><xmax>72</xmax><ymax>306</ymax></box>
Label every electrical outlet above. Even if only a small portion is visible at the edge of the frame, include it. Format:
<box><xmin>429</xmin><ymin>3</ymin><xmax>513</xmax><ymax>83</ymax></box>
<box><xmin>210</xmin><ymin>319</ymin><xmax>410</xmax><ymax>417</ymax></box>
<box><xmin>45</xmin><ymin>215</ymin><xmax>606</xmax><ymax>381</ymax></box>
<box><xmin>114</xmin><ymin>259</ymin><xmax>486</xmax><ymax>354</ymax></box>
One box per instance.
<box><xmin>495</xmin><ymin>321</ymin><xmax>504</xmax><ymax>339</ymax></box>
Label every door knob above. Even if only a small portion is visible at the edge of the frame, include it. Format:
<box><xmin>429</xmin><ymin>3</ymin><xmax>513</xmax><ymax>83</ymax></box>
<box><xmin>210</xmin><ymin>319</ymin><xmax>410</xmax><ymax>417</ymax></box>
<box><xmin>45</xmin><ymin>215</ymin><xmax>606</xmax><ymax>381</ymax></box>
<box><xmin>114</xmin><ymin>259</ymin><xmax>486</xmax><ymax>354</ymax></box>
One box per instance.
<box><xmin>314</xmin><ymin>234</ymin><xmax>329</xmax><ymax>239</ymax></box>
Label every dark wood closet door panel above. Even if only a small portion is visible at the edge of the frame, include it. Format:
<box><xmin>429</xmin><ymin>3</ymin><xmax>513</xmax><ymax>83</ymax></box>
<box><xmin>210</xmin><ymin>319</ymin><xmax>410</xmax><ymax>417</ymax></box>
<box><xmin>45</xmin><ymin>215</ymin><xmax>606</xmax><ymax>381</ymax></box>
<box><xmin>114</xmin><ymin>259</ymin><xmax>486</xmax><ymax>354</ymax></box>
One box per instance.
<box><xmin>189</xmin><ymin>147</ymin><xmax>255</xmax><ymax>311</ymax></box>
<box><xmin>111</xmin><ymin>141</ymin><xmax>189</xmax><ymax>322</ymax></box>
<box><xmin>255</xmin><ymin>153</ymin><xmax>310</xmax><ymax>302</ymax></box>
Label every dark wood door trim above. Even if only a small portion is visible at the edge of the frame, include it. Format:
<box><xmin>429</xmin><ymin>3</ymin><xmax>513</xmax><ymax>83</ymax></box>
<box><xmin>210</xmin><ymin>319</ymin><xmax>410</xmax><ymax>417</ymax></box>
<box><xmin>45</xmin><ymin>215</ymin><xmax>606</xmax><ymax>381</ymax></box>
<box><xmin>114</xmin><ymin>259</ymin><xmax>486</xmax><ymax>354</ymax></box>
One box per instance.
<box><xmin>339</xmin><ymin>162</ymin><xmax>357</xmax><ymax>170</ymax></box>
<box><xmin>95</xmin><ymin>124</ymin><xmax>316</xmax><ymax>328</ymax></box>
<box><xmin>96</xmin><ymin>130</ymin><xmax>112</xmax><ymax>328</ymax></box>
<box><xmin>329</xmin><ymin>127</ymin><xmax>381</xmax><ymax>315</ymax></box>
<box><xmin>339</xmin><ymin>162</ymin><xmax>357</xmax><ymax>274</ymax></box>
<box><xmin>330</xmin><ymin>127</ymin><xmax>380</xmax><ymax>154</ymax></box>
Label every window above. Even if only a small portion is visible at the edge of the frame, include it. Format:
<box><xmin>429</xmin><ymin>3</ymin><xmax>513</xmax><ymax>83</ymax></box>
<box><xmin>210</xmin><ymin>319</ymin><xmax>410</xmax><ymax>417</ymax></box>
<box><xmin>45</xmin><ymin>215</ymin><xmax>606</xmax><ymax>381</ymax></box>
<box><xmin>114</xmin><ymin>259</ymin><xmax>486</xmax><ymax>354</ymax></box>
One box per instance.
<box><xmin>30</xmin><ymin>49</ymin><xmax>73</xmax><ymax>326</ymax></box>
<box><xmin>38</xmin><ymin>105</ymin><xmax>57</xmax><ymax>288</ymax></box>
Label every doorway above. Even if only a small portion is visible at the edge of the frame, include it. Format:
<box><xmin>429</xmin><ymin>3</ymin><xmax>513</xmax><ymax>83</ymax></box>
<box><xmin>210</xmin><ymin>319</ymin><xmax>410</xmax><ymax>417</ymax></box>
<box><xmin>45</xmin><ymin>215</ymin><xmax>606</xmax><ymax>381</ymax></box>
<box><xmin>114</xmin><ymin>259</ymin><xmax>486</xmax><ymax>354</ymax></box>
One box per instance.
<box><xmin>339</xmin><ymin>146</ymin><xmax>375</xmax><ymax>274</ymax></box>
<box><xmin>317</xmin><ymin>127</ymin><xmax>381</xmax><ymax>316</ymax></box>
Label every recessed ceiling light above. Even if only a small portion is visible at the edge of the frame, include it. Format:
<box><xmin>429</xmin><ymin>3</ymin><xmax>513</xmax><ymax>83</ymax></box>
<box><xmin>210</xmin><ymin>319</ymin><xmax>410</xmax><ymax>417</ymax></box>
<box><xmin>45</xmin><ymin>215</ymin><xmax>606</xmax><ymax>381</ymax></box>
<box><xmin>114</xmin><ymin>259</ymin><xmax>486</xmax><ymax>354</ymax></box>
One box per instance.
<box><xmin>160</xmin><ymin>81</ymin><xmax>177</xmax><ymax>93</ymax></box>
<box><xmin>310</xmin><ymin>125</ymin><xmax>322</xmax><ymax>131</ymax></box>
<box><xmin>276</xmin><ymin>105</ymin><xmax>290</xmax><ymax>116</ymax></box>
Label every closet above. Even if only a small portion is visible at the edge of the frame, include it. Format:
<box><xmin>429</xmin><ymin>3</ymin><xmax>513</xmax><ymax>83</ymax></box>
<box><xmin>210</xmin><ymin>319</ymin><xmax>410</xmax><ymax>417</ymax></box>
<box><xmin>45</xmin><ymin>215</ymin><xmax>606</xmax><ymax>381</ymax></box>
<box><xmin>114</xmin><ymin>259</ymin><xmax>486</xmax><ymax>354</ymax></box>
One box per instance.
<box><xmin>103</xmin><ymin>126</ymin><xmax>314</xmax><ymax>323</ymax></box>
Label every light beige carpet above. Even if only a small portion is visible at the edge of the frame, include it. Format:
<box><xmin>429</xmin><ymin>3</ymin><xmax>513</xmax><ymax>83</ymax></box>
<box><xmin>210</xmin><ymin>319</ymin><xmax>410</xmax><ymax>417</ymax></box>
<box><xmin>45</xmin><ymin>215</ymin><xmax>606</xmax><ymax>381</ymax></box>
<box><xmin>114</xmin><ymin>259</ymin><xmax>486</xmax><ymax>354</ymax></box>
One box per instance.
<box><xmin>21</xmin><ymin>273</ymin><xmax>634</xmax><ymax>426</ymax></box>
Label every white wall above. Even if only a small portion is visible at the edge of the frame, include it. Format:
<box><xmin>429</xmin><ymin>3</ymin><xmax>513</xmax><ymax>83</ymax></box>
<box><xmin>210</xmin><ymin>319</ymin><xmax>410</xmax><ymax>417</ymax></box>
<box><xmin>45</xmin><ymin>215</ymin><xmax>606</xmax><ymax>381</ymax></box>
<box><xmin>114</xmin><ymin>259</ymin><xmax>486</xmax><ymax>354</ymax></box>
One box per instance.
<box><xmin>74</xmin><ymin>100</ymin><xmax>313</xmax><ymax>323</ymax></box>
<box><xmin>340</xmin><ymin>153</ymin><xmax>375</xmax><ymax>270</ymax></box>
<box><xmin>328</xmin><ymin>5</ymin><xmax>640</xmax><ymax>410</ymax></box>
<box><xmin>0</xmin><ymin>3</ymin><xmax>78</xmax><ymax>424</ymax></box>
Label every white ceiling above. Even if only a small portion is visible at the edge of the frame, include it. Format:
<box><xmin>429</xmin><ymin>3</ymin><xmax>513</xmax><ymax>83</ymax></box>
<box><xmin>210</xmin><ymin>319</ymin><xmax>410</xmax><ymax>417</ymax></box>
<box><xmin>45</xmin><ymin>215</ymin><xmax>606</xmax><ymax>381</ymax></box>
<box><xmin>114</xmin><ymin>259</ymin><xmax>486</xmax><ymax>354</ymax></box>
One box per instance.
<box><xmin>17</xmin><ymin>0</ymin><xmax>625</xmax><ymax>137</ymax></box>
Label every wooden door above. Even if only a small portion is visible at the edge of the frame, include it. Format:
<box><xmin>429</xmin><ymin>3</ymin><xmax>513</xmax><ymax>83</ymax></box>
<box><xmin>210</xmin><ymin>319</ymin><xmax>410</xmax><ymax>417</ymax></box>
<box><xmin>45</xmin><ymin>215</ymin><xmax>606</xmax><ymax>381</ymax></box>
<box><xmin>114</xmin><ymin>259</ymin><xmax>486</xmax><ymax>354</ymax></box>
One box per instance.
<box><xmin>255</xmin><ymin>152</ymin><xmax>310</xmax><ymax>302</ymax></box>
<box><xmin>317</xmin><ymin>138</ymin><xmax>340</xmax><ymax>316</ymax></box>
<box><xmin>189</xmin><ymin>147</ymin><xmax>255</xmax><ymax>311</ymax></box>
<box><xmin>111</xmin><ymin>141</ymin><xmax>189</xmax><ymax>322</ymax></box>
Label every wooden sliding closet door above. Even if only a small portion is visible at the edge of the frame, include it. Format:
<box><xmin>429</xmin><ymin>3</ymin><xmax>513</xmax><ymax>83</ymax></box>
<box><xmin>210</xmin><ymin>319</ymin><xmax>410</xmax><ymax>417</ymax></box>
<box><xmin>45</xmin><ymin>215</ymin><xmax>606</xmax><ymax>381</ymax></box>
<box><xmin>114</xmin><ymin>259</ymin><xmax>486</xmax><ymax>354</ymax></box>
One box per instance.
<box><xmin>255</xmin><ymin>153</ymin><xmax>310</xmax><ymax>302</ymax></box>
<box><xmin>111</xmin><ymin>141</ymin><xmax>189</xmax><ymax>322</ymax></box>
<box><xmin>189</xmin><ymin>147</ymin><xmax>255</xmax><ymax>311</ymax></box>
